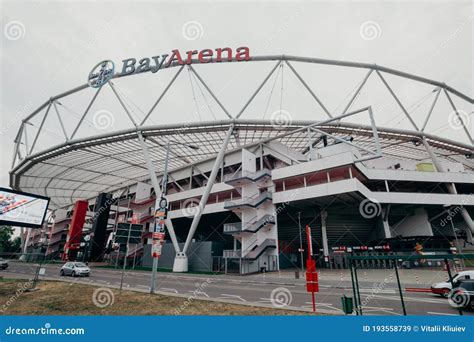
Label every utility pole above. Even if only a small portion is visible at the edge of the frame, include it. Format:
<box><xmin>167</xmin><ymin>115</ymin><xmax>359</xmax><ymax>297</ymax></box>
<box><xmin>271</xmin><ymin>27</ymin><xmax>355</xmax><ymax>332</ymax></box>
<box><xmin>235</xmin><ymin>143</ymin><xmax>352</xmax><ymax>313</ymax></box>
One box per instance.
<box><xmin>298</xmin><ymin>212</ymin><xmax>304</xmax><ymax>272</ymax></box>
<box><xmin>137</xmin><ymin>132</ymin><xmax>199</xmax><ymax>294</ymax></box>
<box><xmin>449</xmin><ymin>208</ymin><xmax>465</xmax><ymax>270</ymax></box>
<box><xmin>120</xmin><ymin>223</ymin><xmax>132</xmax><ymax>293</ymax></box>
<box><xmin>150</xmin><ymin>141</ymin><xmax>170</xmax><ymax>294</ymax></box>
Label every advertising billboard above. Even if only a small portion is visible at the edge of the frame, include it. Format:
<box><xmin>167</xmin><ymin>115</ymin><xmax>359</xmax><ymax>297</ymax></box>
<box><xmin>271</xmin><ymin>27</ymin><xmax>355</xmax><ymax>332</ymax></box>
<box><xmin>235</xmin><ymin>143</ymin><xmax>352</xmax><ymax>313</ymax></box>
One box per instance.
<box><xmin>0</xmin><ymin>187</ymin><xmax>50</xmax><ymax>228</ymax></box>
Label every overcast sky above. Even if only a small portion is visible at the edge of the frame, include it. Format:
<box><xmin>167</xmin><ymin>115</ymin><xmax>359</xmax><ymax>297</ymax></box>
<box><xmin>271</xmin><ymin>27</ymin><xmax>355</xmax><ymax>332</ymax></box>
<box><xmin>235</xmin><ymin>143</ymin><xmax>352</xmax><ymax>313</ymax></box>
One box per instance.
<box><xmin>1</xmin><ymin>0</ymin><xmax>472</xmax><ymax>191</ymax></box>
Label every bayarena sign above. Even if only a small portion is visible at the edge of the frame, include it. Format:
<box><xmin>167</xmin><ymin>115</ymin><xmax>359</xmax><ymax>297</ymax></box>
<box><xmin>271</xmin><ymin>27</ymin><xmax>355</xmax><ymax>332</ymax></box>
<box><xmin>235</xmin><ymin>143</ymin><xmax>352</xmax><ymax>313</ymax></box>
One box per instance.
<box><xmin>88</xmin><ymin>46</ymin><xmax>251</xmax><ymax>87</ymax></box>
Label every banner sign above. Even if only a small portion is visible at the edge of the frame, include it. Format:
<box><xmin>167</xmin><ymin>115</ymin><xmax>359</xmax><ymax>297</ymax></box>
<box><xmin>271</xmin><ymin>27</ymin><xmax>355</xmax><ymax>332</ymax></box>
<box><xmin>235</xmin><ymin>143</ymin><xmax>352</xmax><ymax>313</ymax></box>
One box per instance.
<box><xmin>152</xmin><ymin>232</ymin><xmax>165</xmax><ymax>258</ymax></box>
<box><xmin>0</xmin><ymin>187</ymin><xmax>50</xmax><ymax>228</ymax></box>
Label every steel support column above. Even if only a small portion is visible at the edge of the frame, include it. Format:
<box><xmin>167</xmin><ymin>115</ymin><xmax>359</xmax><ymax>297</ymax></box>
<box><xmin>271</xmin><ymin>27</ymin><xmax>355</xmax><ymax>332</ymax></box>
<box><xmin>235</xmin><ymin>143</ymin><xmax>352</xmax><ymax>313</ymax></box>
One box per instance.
<box><xmin>376</xmin><ymin>70</ymin><xmax>419</xmax><ymax>131</ymax></box>
<box><xmin>321</xmin><ymin>210</ymin><xmax>329</xmax><ymax>266</ymax></box>
<box><xmin>70</xmin><ymin>87</ymin><xmax>102</xmax><ymax>140</ymax></box>
<box><xmin>285</xmin><ymin>60</ymin><xmax>332</xmax><ymax>118</ymax></box>
<box><xmin>189</xmin><ymin>65</ymin><xmax>233</xmax><ymax>119</ymax></box>
<box><xmin>422</xmin><ymin>137</ymin><xmax>474</xmax><ymax>242</ymax></box>
<box><xmin>421</xmin><ymin>88</ymin><xmax>441</xmax><ymax>132</ymax></box>
<box><xmin>140</xmin><ymin>65</ymin><xmax>185</xmax><ymax>126</ymax></box>
<box><xmin>443</xmin><ymin>88</ymin><xmax>473</xmax><ymax>145</ymax></box>
<box><xmin>174</xmin><ymin>124</ymin><xmax>234</xmax><ymax>272</ymax></box>
<box><xmin>341</xmin><ymin>69</ymin><xmax>373</xmax><ymax>115</ymax></box>
<box><xmin>136</xmin><ymin>132</ymin><xmax>181</xmax><ymax>252</ymax></box>
<box><xmin>235</xmin><ymin>61</ymin><xmax>281</xmax><ymax>119</ymax></box>
<box><xmin>109</xmin><ymin>81</ymin><xmax>138</xmax><ymax>127</ymax></box>
<box><xmin>29</xmin><ymin>101</ymin><xmax>52</xmax><ymax>155</ymax></box>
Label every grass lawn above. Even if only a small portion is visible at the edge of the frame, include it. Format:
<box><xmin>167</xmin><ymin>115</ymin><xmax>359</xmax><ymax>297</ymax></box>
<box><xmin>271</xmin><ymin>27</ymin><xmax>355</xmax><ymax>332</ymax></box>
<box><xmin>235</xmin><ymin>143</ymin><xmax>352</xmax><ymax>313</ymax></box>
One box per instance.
<box><xmin>0</xmin><ymin>279</ymin><xmax>308</xmax><ymax>315</ymax></box>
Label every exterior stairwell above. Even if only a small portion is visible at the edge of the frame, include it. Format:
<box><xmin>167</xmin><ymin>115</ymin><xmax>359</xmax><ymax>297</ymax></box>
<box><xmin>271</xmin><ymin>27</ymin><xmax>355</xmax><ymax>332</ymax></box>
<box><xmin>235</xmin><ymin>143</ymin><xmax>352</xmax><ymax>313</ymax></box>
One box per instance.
<box><xmin>222</xmin><ymin>149</ymin><xmax>279</xmax><ymax>274</ymax></box>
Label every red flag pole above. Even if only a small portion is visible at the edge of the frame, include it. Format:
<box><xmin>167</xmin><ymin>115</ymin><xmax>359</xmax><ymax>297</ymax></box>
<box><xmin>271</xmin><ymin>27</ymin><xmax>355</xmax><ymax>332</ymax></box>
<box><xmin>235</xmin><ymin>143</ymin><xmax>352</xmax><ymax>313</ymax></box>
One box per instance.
<box><xmin>306</xmin><ymin>225</ymin><xmax>316</xmax><ymax>312</ymax></box>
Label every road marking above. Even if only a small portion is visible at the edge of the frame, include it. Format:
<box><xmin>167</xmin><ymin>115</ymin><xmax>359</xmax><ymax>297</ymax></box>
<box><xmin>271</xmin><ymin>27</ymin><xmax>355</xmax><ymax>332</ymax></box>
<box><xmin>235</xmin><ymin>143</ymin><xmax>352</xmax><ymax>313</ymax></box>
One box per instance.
<box><xmin>363</xmin><ymin>309</ymin><xmax>402</xmax><ymax>316</ymax></box>
<box><xmin>218</xmin><ymin>294</ymin><xmax>247</xmax><ymax>302</ymax></box>
<box><xmin>359</xmin><ymin>288</ymin><xmax>396</xmax><ymax>294</ymax></box>
<box><xmin>136</xmin><ymin>285</ymin><xmax>150</xmax><ymax>290</ymax></box>
<box><xmin>187</xmin><ymin>290</ymin><xmax>209</xmax><ymax>298</ymax></box>
<box><xmin>159</xmin><ymin>287</ymin><xmax>178</xmax><ymax>293</ymax></box>
<box><xmin>370</xmin><ymin>293</ymin><xmax>446</xmax><ymax>304</ymax></box>
<box><xmin>301</xmin><ymin>304</ymin><xmax>342</xmax><ymax>312</ymax></box>
<box><xmin>363</xmin><ymin>306</ymin><xmax>394</xmax><ymax>311</ymax></box>
<box><xmin>427</xmin><ymin>312</ymin><xmax>458</xmax><ymax>316</ymax></box>
<box><xmin>258</xmin><ymin>298</ymin><xmax>272</xmax><ymax>302</ymax></box>
<box><xmin>304</xmin><ymin>302</ymin><xmax>334</xmax><ymax>306</ymax></box>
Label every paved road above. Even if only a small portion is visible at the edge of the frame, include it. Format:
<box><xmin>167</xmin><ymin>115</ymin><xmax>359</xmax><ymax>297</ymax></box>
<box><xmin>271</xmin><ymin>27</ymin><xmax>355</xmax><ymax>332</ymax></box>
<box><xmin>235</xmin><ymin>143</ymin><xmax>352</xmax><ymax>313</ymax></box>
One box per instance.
<box><xmin>1</xmin><ymin>262</ymin><xmax>472</xmax><ymax>316</ymax></box>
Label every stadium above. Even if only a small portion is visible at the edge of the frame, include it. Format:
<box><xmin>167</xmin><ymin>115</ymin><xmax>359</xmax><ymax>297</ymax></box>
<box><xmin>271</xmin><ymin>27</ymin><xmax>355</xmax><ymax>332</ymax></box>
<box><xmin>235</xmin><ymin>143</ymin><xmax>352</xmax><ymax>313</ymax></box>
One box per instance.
<box><xmin>9</xmin><ymin>52</ymin><xmax>474</xmax><ymax>275</ymax></box>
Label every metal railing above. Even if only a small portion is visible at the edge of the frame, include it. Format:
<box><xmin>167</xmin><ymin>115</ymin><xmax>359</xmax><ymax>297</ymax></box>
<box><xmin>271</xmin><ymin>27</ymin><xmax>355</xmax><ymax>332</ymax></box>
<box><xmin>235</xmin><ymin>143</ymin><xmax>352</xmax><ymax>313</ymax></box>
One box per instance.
<box><xmin>223</xmin><ymin>249</ymin><xmax>242</xmax><ymax>258</ymax></box>
<box><xmin>225</xmin><ymin>168</ymin><xmax>271</xmax><ymax>183</ymax></box>
<box><xmin>244</xmin><ymin>238</ymin><xmax>276</xmax><ymax>259</ymax></box>
<box><xmin>223</xmin><ymin>214</ymin><xmax>275</xmax><ymax>234</ymax></box>
<box><xmin>241</xmin><ymin>237</ymin><xmax>259</xmax><ymax>257</ymax></box>
<box><xmin>223</xmin><ymin>222</ymin><xmax>242</xmax><ymax>233</ymax></box>
<box><xmin>223</xmin><ymin>191</ymin><xmax>272</xmax><ymax>209</ymax></box>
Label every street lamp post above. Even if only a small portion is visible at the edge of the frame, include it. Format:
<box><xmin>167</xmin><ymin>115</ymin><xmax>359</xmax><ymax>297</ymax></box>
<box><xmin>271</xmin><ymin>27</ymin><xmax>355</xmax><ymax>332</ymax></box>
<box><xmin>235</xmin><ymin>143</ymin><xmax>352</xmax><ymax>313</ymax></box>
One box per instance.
<box><xmin>150</xmin><ymin>141</ymin><xmax>170</xmax><ymax>294</ymax></box>
<box><xmin>298</xmin><ymin>211</ymin><xmax>304</xmax><ymax>273</ymax></box>
<box><xmin>449</xmin><ymin>208</ymin><xmax>465</xmax><ymax>270</ymax></box>
<box><xmin>150</xmin><ymin>140</ymin><xmax>199</xmax><ymax>294</ymax></box>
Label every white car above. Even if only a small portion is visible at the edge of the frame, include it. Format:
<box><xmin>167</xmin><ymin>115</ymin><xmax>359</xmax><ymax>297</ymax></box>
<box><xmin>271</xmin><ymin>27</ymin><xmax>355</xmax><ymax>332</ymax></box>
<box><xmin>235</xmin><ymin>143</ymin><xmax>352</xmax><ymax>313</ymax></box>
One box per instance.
<box><xmin>60</xmin><ymin>262</ymin><xmax>90</xmax><ymax>277</ymax></box>
<box><xmin>431</xmin><ymin>270</ymin><xmax>474</xmax><ymax>297</ymax></box>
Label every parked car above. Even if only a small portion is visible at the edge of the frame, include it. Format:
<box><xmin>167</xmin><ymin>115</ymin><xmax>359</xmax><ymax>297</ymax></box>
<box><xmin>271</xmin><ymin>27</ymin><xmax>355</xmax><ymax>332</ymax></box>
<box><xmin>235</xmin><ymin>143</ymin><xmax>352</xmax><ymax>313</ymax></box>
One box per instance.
<box><xmin>0</xmin><ymin>258</ymin><xmax>8</xmax><ymax>270</ymax></box>
<box><xmin>448</xmin><ymin>279</ymin><xmax>474</xmax><ymax>310</ymax></box>
<box><xmin>60</xmin><ymin>262</ymin><xmax>90</xmax><ymax>277</ymax></box>
<box><xmin>431</xmin><ymin>270</ymin><xmax>474</xmax><ymax>297</ymax></box>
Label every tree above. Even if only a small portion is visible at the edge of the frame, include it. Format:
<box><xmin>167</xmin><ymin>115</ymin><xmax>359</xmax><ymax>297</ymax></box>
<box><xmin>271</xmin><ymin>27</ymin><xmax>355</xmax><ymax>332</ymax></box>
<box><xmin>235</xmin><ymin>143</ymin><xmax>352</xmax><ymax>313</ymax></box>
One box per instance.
<box><xmin>10</xmin><ymin>236</ymin><xmax>21</xmax><ymax>253</ymax></box>
<box><xmin>0</xmin><ymin>226</ymin><xmax>17</xmax><ymax>253</ymax></box>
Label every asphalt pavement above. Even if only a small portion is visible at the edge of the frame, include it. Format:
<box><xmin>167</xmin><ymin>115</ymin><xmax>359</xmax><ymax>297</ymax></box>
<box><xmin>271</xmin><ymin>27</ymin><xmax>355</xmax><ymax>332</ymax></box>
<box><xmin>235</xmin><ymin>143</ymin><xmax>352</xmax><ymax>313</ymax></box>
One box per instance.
<box><xmin>1</xmin><ymin>261</ymin><xmax>472</xmax><ymax>316</ymax></box>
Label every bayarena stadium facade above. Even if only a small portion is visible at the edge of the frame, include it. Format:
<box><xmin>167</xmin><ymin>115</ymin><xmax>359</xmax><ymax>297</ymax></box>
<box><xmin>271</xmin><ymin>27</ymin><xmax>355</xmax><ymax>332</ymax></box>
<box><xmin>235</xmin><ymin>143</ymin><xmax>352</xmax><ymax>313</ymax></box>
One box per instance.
<box><xmin>10</xmin><ymin>47</ymin><xmax>474</xmax><ymax>274</ymax></box>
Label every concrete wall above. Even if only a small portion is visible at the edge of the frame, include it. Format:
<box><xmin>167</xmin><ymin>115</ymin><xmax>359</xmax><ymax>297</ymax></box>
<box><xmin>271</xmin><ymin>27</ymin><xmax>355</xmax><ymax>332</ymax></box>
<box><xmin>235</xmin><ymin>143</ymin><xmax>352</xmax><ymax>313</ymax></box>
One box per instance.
<box><xmin>392</xmin><ymin>208</ymin><xmax>434</xmax><ymax>237</ymax></box>
<box><xmin>142</xmin><ymin>241</ymin><xmax>223</xmax><ymax>272</ymax></box>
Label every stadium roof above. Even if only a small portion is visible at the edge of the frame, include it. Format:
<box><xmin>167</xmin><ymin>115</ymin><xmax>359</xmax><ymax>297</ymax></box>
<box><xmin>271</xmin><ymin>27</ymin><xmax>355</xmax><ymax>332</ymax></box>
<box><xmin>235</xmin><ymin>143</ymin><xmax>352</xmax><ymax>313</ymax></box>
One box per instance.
<box><xmin>9</xmin><ymin>55</ymin><xmax>473</xmax><ymax>208</ymax></box>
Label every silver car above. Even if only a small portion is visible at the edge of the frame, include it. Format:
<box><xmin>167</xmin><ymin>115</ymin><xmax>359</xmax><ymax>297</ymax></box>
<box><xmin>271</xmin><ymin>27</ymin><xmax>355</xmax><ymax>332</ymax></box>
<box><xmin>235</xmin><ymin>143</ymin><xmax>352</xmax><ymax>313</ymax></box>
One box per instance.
<box><xmin>60</xmin><ymin>262</ymin><xmax>90</xmax><ymax>277</ymax></box>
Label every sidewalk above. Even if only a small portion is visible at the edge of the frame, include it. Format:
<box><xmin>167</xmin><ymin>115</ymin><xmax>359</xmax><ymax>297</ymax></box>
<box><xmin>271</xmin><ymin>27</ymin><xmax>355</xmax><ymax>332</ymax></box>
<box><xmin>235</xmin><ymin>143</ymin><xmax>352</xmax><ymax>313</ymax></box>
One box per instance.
<box><xmin>10</xmin><ymin>261</ymin><xmax>464</xmax><ymax>288</ymax></box>
<box><xmin>166</xmin><ymin>267</ymin><xmax>464</xmax><ymax>288</ymax></box>
<box><xmin>136</xmin><ymin>267</ymin><xmax>461</xmax><ymax>289</ymax></box>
